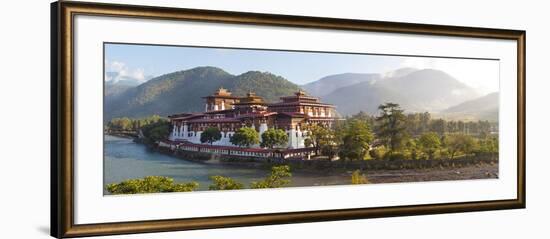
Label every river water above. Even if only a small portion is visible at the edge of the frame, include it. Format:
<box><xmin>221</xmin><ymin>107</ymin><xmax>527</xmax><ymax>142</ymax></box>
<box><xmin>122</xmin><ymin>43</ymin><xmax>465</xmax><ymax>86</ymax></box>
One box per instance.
<box><xmin>104</xmin><ymin>135</ymin><xmax>350</xmax><ymax>192</ymax></box>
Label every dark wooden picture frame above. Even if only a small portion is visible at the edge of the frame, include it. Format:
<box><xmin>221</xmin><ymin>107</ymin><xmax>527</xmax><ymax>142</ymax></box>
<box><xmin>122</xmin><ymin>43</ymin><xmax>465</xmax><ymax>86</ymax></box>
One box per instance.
<box><xmin>51</xmin><ymin>1</ymin><xmax>526</xmax><ymax>238</ymax></box>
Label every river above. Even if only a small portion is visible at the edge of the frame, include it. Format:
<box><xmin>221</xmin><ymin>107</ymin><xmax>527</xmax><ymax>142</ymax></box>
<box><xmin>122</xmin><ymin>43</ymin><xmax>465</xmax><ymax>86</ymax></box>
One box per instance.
<box><xmin>104</xmin><ymin>135</ymin><xmax>351</xmax><ymax>192</ymax></box>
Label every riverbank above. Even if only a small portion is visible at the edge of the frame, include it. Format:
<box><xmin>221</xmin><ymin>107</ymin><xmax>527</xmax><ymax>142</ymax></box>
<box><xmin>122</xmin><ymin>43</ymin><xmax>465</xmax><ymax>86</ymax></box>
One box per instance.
<box><xmin>151</xmin><ymin>141</ymin><xmax>497</xmax><ymax>170</ymax></box>
<box><xmin>366</xmin><ymin>163</ymin><xmax>497</xmax><ymax>183</ymax></box>
<box><xmin>106</xmin><ymin>134</ymin><xmax>498</xmax><ymax>188</ymax></box>
<box><xmin>144</xmin><ymin>136</ymin><xmax>499</xmax><ymax>182</ymax></box>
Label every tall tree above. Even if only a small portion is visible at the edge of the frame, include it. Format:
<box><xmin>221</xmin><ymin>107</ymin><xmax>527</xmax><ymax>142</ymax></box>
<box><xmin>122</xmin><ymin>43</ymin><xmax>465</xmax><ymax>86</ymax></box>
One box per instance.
<box><xmin>140</xmin><ymin>121</ymin><xmax>171</xmax><ymax>143</ymax></box>
<box><xmin>405</xmin><ymin>113</ymin><xmax>421</xmax><ymax>136</ymax></box>
<box><xmin>418</xmin><ymin>132</ymin><xmax>441</xmax><ymax>160</ymax></box>
<box><xmin>337</xmin><ymin>119</ymin><xmax>374</xmax><ymax>161</ymax></box>
<box><xmin>260</xmin><ymin>128</ymin><xmax>289</xmax><ymax>149</ymax></box>
<box><xmin>419</xmin><ymin>112</ymin><xmax>431</xmax><ymax>134</ymax></box>
<box><xmin>375</xmin><ymin>103</ymin><xmax>408</xmax><ymax>154</ymax></box>
<box><xmin>305</xmin><ymin>124</ymin><xmax>333</xmax><ymax>155</ymax></box>
<box><xmin>200</xmin><ymin>127</ymin><xmax>222</xmax><ymax>145</ymax></box>
<box><xmin>230</xmin><ymin>127</ymin><xmax>260</xmax><ymax>147</ymax></box>
<box><xmin>444</xmin><ymin>133</ymin><xmax>476</xmax><ymax>159</ymax></box>
<box><xmin>430</xmin><ymin>119</ymin><xmax>447</xmax><ymax>136</ymax></box>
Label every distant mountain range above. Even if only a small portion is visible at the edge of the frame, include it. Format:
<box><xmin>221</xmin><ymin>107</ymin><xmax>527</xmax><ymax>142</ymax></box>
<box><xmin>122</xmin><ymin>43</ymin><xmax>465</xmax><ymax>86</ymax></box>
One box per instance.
<box><xmin>105</xmin><ymin>66</ymin><xmax>498</xmax><ymax>122</ymax></box>
<box><xmin>104</xmin><ymin>67</ymin><xmax>300</xmax><ymax>120</ymax></box>
<box><xmin>318</xmin><ymin>69</ymin><xmax>481</xmax><ymax>115</ymax></box>
<box><xmin>301</xmin><ymin>73</ymin><xmax>381</xmax><ymax>97</ymax></box>
<box><xmin>439</xmin><ymin>92</ymin><xmax>499</xmax><ymax>121</ymax></box>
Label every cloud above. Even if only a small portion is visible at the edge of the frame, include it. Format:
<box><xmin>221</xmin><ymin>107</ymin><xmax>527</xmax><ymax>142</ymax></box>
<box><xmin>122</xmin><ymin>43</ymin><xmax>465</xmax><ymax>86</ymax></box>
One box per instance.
<box><xmin>104</xmin><ymin>59</ymin><xmax>149</xmax><ymax>84</ymax></box>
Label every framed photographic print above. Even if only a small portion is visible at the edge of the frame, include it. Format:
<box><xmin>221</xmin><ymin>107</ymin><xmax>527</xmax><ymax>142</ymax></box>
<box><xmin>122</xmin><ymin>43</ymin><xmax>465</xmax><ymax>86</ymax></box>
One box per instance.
<box><xmin>51</xmin><ymin>1</ymin><xmax>526</xmax><ymax>238</ymax></box>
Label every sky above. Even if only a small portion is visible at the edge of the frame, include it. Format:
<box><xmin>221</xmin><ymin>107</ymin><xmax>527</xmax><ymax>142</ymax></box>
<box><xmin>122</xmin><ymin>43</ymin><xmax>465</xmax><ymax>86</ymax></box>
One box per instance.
<box><xmin>104</xmin><ymin>43</ymin><xmax>499</xmax><ymax>95</ymax></box>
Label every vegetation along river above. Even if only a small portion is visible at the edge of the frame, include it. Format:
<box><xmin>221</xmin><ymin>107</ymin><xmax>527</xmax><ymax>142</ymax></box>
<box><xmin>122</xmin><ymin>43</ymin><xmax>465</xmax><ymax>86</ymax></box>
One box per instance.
<box><xmin>105</xmin><ymin>135</ymin><xmax>498</xmax><ymax>193</ymax></box>
<box><xmin>104</xmin><ymin>135</ymin><xmax>352</xmax><ymax>191</ymax></box>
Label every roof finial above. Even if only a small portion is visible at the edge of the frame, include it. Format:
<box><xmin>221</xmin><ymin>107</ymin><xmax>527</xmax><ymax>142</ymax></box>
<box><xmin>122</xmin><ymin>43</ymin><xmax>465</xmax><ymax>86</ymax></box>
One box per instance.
<box><xmin>296</xmin><ymin>90</ymin><xmax>306</xmax><ymax>96</ymax></box>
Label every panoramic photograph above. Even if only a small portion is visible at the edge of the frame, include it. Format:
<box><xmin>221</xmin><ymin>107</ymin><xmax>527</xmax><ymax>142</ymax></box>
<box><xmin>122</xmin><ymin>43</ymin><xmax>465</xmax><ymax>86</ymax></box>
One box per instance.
<box><xmin>103</xmin><ymin>43</ymin><xmax>499</xmax><ymax>195</ymax></box>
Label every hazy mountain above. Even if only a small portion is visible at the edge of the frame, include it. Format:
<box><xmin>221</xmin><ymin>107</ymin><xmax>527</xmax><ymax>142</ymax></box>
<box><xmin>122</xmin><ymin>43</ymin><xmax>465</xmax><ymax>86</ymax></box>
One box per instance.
<box><xmin>322</xmin><ymin>69</ymin><xmax>480</xmax><ymax>116</ymax></box>
<box><xmin>301</xmin><ymin>73</ymin><xmax>381</xmax><ymax>97</ymax></box>
<box><xmin>323</xmin><ymin>82</ymin><xmax>405</xmax><ymax>115</ymax></box>
<box><xmin>440</xmin><ymin>92</ymin><xmax>499</xmax><ymax>121</ymax></box>
<box><xmin>104</xmin><ymin>71</ymin><xmax>156</xmax><ymax>98</ymax></box>
<box><xmin>382</xmin><ymin>67</ymin><xmax>418</xmax><ymax>78</ymax></box>
<box><xmin>105</xmin><ymin>77</ymin><xmax>141</xmax><ymax>98</ymax></box>
<box><xmin>376</xmin><ymin>69</ymin><xmax>479</xmax><ymax>110</ymax></box>
<box><xmin>104</xmin><ymin>67</ymin><xmax>301</xmax><ymax>120</ymax></box>
<box><xmin>105</xmin><ymin>66</ymin><xmax>491</xmax><ymax>121</ymax></box>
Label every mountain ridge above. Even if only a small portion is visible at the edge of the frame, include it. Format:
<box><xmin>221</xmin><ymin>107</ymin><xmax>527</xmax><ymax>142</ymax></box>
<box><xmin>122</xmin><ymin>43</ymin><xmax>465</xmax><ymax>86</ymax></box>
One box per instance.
<box><xmin>105</xmin><ymin>66</ymin><xmax>495</xmax><ymax>122</ymax></box>
<box><xmin>104</xmin><ymin>66</ymin><xmax>301</xmax><ymax>120</ymax></box>
<box><xmin>438</xmin><ymin>92</ymin><xmax>499</xmax><ymax>121</ymax></box>
<box><xmin>320</xmin><ymin>68</ymin><xmax>480</xmax><ymax>116</ymax></box>
<box><xmin>301</xmin><ymin>73</ymin><xmax>381</xmax><ymax>97</ymax></box>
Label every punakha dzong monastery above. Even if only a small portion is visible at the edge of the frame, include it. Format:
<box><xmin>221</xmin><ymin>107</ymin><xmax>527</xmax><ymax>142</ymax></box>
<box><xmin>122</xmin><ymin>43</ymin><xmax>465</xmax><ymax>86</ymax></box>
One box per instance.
<box><xmin>164</xmin><ymin>88</ymin><xmax>339</xmax><ymax>156</ymax></box>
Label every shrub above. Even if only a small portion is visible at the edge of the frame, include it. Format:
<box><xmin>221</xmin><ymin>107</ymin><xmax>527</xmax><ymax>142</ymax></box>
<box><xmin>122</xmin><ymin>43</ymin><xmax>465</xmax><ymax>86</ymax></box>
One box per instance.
<box><xmin>384</xmin><ymin>151</ymin><xmax>407</xmax><ymax>161</ymax></box>
<box><xmin>251</xmin><ymin>165</ymin><xmax>292</xmax><ymax>189</ymax></box>
<box><xmin>351</xmin><ymin>170</ymin><xmax>369</xmax><ymax>184</ymax></box>
<box><xmin>106</xmin><ymin>176</ymin><xmax>198</xmax><ymax>194</ymax></box>
<box><xmin>209</xmin><ymin>176</ymin><xmax>244</xmax><ymax>190</ymax></box>
<box><xmin>369</xmin><ymin>146</ymin><xmax>387</xmax><ymax>160</ymax></box>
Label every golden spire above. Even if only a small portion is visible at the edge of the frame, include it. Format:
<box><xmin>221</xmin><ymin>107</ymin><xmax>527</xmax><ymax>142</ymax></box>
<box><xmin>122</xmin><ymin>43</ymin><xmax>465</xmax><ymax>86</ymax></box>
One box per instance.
<box><xmin>215</xmin><ymin>87</ymin><xmax>231</xmax><ymax>96</ymax></box>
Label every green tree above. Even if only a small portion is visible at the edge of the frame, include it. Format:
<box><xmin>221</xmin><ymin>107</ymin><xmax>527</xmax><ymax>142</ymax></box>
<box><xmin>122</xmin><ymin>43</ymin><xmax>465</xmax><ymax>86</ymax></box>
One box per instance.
<box><xmin>351</xmin><ymin>170</ymin><xmax>369</xmax><ymax>184</ymax></box>
<box><xmin>304</xmin><ymin>138</ymin><xmax>313</xmax><ymax>147</ymax></box>
<box><xmin>251</xmin><ymin>165</ymin><xmax>292</xmax><ymax>189</ymax></box>
<box><xmin>430</xmin><ymin>119</ymin><xmax>447</xmax><ymax>136</ymax></box>
<box><xmin>260</xmin><ymin>128</ymin><xmax>288</xmax><ymax>149</ymax></box>
<box><xmin>200</xmin><ymin>127</ymin><xmax>222</xmax><ymax>145</ymax></box>
<box><xmin>108</xmin><ymin>117</ymin><xmax>133</xmax><ymax>131</ymax></box>
<box><xmin>349</xmin><ymin>111</ymin><xmax>376</xmax><ymax>126</ymax></box>
<box><xmin>230</xmin><ymin>127</ymin><xmax>260</xmax><ymax>147</ymax></box>
<box><xmin>107</xmin><ymin>115</ymin><xmax>167</xmax><ymax>132</ymax></box>
<box><xmin>476</xmin><ymin>135</ymin><xmax>498</xmax><ymax>158</ymax></box>
<box><xmin>486</xmin><ymin>136</ymin><xmax>498</xmax><ymax>153</ymax></box>
<box><xmin>141</xmin><ymin>121</ymin><xmax>171</xmax><ymax>143</ymax></box>
<box><xmin>305</xmin><ymin>124</ymin><xmax>333</xmax><ymax>155</ymax></box>
<box><xmin>419</xmin><ymin>112</ymin><xmax>431</xmax><ymax>134</ymax></box>
<box><xmin>418</xmin><ymin>132</ymin><xmax>441</xmax><ymax>160</ymax></box>
<box><xmin>445</xmin><ymin>134</ymin><xmax>477</xmax><ymax>159</ymax></box>
<box><xmin>337</xmin><ymin>119</ymin><xmax>374</xmax><ymax>160</ymax></box>
<box><xmin>369</xmin><ymin>145</ymin><xmax>387</xmax><ymax>160</ymax></box>
<box><xmin>106</xmin><ymin>176</ymin><xmax>198</xmax><ymax>194</ymax></box>
<box><xmin>402</xmin><ymin>138</ymin><xmax>420</xmax><ymax>160</ymax></box>
<box><xmin>208</xmin><ymin>176</ymin><xmax>244</xmax><ymax>190</ymax></box>
<box><xmin>375</xmin><ymin>103</ymin><xmax>408</xmax><ymax>155</ymax></box>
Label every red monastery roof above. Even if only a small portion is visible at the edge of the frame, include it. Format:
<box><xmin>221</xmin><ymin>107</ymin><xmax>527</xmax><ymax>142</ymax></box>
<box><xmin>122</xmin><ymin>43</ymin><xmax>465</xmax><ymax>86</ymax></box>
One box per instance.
<box><xmin>237</xmin><ymin>111</ymin><xmax>278</xmax><ymax>118</ymax></box>
<box><xmin>187</xmin><ymin>118</ymin><xmax>241</xmax><ymax>123</ymax></box>
<box><xmin>169</xmin><ymin>90</ymin><xmax>339</xmax><ymax>122</ymax></box>
<box><xmin>168</xmin><ymin>113</ymin><xmax>204</xmax><ymax>120</ymax></box>
<box><xmin>267</xmin><ymin>102</ymin><xmax>335</xmax><ymax>108</ymax></box>
<box><xmin>277</xmin><ymin>112</ymin><xmax>306</xmax><ymax>117</ymax></box>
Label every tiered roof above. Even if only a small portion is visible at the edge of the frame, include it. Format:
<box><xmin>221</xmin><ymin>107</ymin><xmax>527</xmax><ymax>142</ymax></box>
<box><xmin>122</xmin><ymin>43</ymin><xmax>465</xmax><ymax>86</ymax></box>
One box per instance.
<box><xmin>170</xmin><ymin>90</ymin><xmax>337</xmax><ymax>123</ymax></box>
<box><xmin>233</xmin><ymin>91</ymin><xmax>266</xmax><ymax>106</ymax></box>
<box><xmin>268</xmin><ymin>90</ymin><xmax>335</xmax><ymax>108</ymax></box>
<box><xmin>202</xmin><ymin>87</ymin><xmax>241</xmax><ymax>99</ymax></box>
